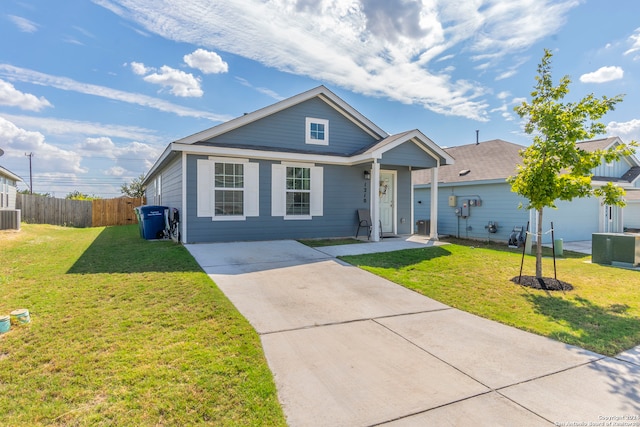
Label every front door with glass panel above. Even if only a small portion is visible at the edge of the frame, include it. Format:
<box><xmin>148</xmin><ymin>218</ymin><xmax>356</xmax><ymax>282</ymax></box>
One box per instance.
<box><xmin>379</xmin><ymin>171</ymin><xmax>395</xmax><ymax>234</ymax></box>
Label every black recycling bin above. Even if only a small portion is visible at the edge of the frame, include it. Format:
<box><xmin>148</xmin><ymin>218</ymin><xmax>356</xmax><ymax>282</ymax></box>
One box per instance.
<box><xmin>137</xmin><ymin>205</ymin><xmax>168</xmax><ymax>239</ymax></box>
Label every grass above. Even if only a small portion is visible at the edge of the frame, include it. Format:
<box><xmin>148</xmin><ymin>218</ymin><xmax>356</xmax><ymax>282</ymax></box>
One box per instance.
<box><xmin>340</xmin><ymin>237</ymin><xmax>640</xmax><ymax>356</ymax></box>
<box><xmin>0</xmin><ymin>224</ymin><xmax>286</xmax><ymax>426</ymax></box>
<box><xmin>298</xmin><ymin>237</ymin><xmax>365</xmax><ymax>247</ymax></box>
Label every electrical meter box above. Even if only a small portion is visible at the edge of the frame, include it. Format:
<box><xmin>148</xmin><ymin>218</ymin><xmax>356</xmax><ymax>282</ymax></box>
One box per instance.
<box><xmin>448</xmin><ymin>195</ymin><xmax>457</xmax><ymax>207</ymax></box>
<box><xmin>460</xmin><ymin>200</ymin><xmax>469</xmax><ymax>217</ymax></box>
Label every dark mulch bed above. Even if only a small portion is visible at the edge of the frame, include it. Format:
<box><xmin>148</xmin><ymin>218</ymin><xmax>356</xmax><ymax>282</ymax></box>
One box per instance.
<box><xmin>511</xmin><ymin>275</ymin><xmax>573</xmax><ymax>291</ymax></box>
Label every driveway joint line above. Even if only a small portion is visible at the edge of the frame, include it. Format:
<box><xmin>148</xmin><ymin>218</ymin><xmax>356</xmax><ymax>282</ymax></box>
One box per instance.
<box><xmin>258</xmin><ymin>308</ymin><xmax>454</xmax><ymax>336</ymax></box>
<box><xmin>367</xmin><ymin>390</ymin><xmax>496</xmax><ymax>427</ymax></box>
<box><xmin>371</xmin><ymin>317</ymin><xmax>493</xmax><ymax>390</ymax></box>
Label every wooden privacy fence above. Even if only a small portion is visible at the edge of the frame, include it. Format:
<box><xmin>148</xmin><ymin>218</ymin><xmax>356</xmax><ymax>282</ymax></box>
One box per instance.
<box><xmin>17</xmin><ymin>194</ymin><xmax>146</xmax><ymax>227</ymax></box>
<box><xmin>92</xmin><ymin>197</ymin><xmax>145</xmax><ymax>227</ymax></box>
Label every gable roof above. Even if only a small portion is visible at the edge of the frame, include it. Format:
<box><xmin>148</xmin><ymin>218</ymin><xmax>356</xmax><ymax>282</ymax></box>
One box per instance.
<box><xmin>177</xmin><ymin>86</ymin><xmax>388</xmax><ymax>145</ymax></box>
<box><xmin>415</xmin><ymin>136</ymin><xmax>640</xmax><ymax>187</ymax></box>
<box><xmin>144</xmin><ymin>87</ymin><xmax>452</xmax><ymax>184</ymax></box>
<box><xmin>0</xmin><ymin>165</ymin><xmax>23</xmax><ymax>183</ymax></box>
<box><xmin>357</xmin><ymin>129</ymin><xmax>454</xmax><ymax>165</ymax></box>
<box><xmin>580</xmin><ymin>136</ymin><xmax>640</xmax><ymax>185</ymax></box>
<box><xmin>413</xmin><ymin>139</ymin><xmax>523</xmax><ymax>185</ymax></box>
<box><xmin>576</xmin><ymin>136</ymin><xmax>621</xmax><ymax>152</ymax></box>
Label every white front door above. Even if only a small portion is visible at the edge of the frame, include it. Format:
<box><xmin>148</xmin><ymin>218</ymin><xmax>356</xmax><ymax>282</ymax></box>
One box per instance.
<box><xmin>379</xmin><ymin>171</ymin><xmax>395</xmax><ymax>234</ymax></box>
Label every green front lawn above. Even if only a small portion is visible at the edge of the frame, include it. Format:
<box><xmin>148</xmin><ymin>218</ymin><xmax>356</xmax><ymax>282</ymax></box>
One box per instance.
<box><xmin>341</xmin><ymin>238</ymin><xmax>640</xmax><ymax>356</ymax></box>
<box><xmin>0</xmin><ymin>224</ymin><xmax>286</xmax><ymax>426</ymax></box>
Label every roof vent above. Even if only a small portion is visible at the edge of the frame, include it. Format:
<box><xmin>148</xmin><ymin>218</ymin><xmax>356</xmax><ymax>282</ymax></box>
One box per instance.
<box><xmin>459</xmin><ymin>169</ymin><xmax>471</xmax><ymax>176</ymax></box>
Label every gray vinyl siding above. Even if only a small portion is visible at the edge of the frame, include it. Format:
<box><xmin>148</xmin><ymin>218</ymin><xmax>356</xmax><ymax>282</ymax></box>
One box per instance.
<box><xmin>626</xmin><ymin>202</ymin><xmax>640</xmax><ymax>229</ymax></box>
<box><xmin>185</xmin><ymin>154</ymin><xmax>373</xmax><ymax>243</ymax></box>
<box><xmin>159</xmin><ymin>155</ymin><xmax>183</xmax><ymax>211</ymax></box>
<box><xmin>199</xmin><ymin>98</ymin><xmax>377</xmax><ymax>155</ymax></box>
<box><xmin>415</xmin><ymin>182</ymin><xmax>529</xmax><ymax>242</ymax></box>
<box><xmin>592</xmin><ymin>157</ymin><xmax>631</xmax><ymax>178</ymax></box>
<box><xmin>416</xmin><ymin>182</ymin><xmax>609</xmax><ymax>243</ymax></box>
<box><xmin>544</xmin><ymin>198</ymin><xmax>600</xmax><ymax>242</ymax></box>
<box><xmin>381</xmin><ymin>144</ymin><xmax>438</xmax><ymax>169</ymax></box>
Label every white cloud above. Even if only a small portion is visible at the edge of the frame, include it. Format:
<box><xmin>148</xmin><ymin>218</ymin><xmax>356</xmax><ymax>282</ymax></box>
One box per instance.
<box><xmin>0</xmin><ymin>79</ymin><xmax>53</xmax><ymax>111</ymax></box>
<box><xmin>130</xmin><ymin>61</ymin><xmax>149</xmax><ymax>75</ymax></box>
<box><xmin>142</xmin><ymin>65</ymin><xmax>203</xmax><ymax>97</ymax></box>
<box><xmin>624</xmin><ymin>27</ymin><xmax>640</xmax><ymax>59</ymax></box>
<box><xmin>0</xmin><ymin>113</ymin><xmax>164</xmax><ymax>144</ymax></box>
<box><xmin>78</xmin><ymin>136</ymin><xmax>162</xmax><ymax>165</ymax></box>
<box><xmin>235</xmin><ymin>77</ymin><xmax>284</xmax><ymax>100</ymax></box>
<box><xmin>96</xmin><ymin>0</ymin><xmax>580</xmax><ymax>121</ymax></box>
<box><xmin>579</xmin><ymin>66</ymin><xmax>624</xmax><ymax>83</ymax></box>
<box><xmin>0</xmin><ymin>116</ymin><xmax>86</xmax><ymax>174</ymax></box>
<box><xmin>0</xmin><ymin>64</ymin><xmax>230</xmax><ymax>121</ymax></box>
<box><xmin>607</xmin><ymin>119</ymin><xmax>640</xmax><ymax>143</ymax></box>
<box><xmin>184</xmin><ymin>49</ymin><xmax>228</xmax><ymax>74</ymax></box>
<box><xmin>105</xmin><ymin>166</ymin><xmax>127</xmax><ymax>176</ymax></box>
<box><xmin>8</xmin><ymin>15</ymin><xmax>38</xmax><ymax>33</ymax></box>
<box><xmin>495</xmin><ymin>70</ymin><xmax>517</xmax><ymax>80</ymax></box>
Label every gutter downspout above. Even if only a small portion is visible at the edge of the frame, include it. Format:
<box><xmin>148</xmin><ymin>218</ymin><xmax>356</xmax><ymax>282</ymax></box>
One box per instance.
<box><xmin>181</xmin><ymin>151</ymin><xmax>188</xmax><ymax>243</ymax></box>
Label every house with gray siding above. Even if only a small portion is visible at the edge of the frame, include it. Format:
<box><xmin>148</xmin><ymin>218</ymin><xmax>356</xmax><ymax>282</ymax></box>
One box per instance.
<box><xmin>143</xmin><ymin>86</ymin><xmax>453</xmax><ymax>243</ymax></box>
<box><xmin>413</xmin><ymin>137</ymin><xmax>640</xmax><ymax>244</ymax></box>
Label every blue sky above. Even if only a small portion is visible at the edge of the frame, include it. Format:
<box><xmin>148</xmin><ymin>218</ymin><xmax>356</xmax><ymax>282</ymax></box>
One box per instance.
<box><xmin>1</xmin><ymin>0</ymin><xmax>639</xmax><ymax>197</ymax></box>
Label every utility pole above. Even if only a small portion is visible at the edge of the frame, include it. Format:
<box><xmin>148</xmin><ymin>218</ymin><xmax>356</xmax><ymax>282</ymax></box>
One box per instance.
<box><xmin>25</xmin><ymin>152</ymin><xmax>33</xmax><ymax>194</ymax></box>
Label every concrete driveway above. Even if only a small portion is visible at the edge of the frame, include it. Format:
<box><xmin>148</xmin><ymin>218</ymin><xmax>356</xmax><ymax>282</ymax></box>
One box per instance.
<box><xmin>186</xmin><ymin>240</ymin><xmax>640</xmax><ymax>426</ymax></box>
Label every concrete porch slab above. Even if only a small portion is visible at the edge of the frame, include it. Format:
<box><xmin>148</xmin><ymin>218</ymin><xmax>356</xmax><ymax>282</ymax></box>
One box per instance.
<box><xmin>185</xmin><ymin>240</ymin><xmax>330</xmax><ymax>274</ymax></box>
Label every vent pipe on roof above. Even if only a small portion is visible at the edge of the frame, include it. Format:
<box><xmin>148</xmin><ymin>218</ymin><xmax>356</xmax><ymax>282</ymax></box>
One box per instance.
<box><xmin>476</xmin><ymin>130</ymin><xmax>479</xmax><ymax>145</ymax></box>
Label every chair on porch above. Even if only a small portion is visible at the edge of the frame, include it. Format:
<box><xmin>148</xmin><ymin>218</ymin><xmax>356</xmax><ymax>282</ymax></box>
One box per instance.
<box><xmin>355</xmin><ymin>209</ymin><xmax>382</xmax><ymax>240</ymax></box>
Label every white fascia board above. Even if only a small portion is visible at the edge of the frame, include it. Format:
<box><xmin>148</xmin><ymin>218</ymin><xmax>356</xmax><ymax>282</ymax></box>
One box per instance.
<box><xmin>317</xmin><ymin>92</ymin><xmax>388</xmax><ymax>139</ymax></box>
<box><xmin>0</xmin><ymin>166</ymin><xmax>24</xmax><ymax>183</ymax></box>
<box><xmin>416</xmin><ymin>178</ymin><xmax>510</xmax><ymax>189</ymax></box>
<box><xmin>172</xmin><ymin>142</ymin><xmax>376</xmax><ymax>166</ymax></box>
<box><xmin>591</xmin><ymin>179</ymin><xmax>635</xmax><ymax>189</ymax></box>
<box><xmin>369</xmin><ymin>130</ymin><xmax>455</xmax><ymax>165</ymax></box>
<box><xmin>176</xmin><ymin>86</ymin><xmax>388</xmax><ymax>145</ymax></box>
<box><xmin>142</xmin><ymin>143</ymin><xmax>175</xmax><ymax>186</ymax></box>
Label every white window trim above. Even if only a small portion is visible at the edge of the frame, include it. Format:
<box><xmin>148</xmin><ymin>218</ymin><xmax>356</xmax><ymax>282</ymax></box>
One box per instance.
<box><xmin>305</xmin><ymin>117</ymin><xmax>329</xmax><ymax>146</ymax></box>
<box><xmin>155</xmin><ymin>175</ymin><xmax>162</xmax><ymax>205</ymax></box>
<box><xmin>271</xmin><ymin>162</ymin><xmax>323</xmax><ymax>220</ymax></box>
<box><xmin>197</xmin><ymin>157</ymin><xmax>259</xmax><ymax>221</ymax></box>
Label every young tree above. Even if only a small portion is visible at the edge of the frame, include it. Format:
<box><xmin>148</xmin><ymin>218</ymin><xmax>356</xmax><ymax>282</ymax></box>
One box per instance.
<box><xmin>121</xmin><ymin>174</ymin><xmax>146</xmax><ymax>198</ymax></box>
<box><xmin>508</xmin><ymin>49</ymin><xmax>637</xmax><ymax>279</ymax></box>
<box><xmin>66</xmin><ymin>190</ymin><xmax>99</xmax><ymax>200</ymax></box>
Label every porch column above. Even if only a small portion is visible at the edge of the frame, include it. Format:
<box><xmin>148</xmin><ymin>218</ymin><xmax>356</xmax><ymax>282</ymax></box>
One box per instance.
<box><xmin>429</xmin><ymin>162</ymin><xmax>439</xmax><ymax>240</ymax></box>
<box><xmin>370</xmin><ymin>161</ymin><xmax>381</xmax><ymax>242</ymax></box>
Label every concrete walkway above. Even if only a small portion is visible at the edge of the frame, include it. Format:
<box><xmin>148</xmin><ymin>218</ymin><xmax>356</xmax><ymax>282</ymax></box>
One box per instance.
<box><xmin>186</xmin><ymin>239</ymin><xmax>640</xmax><ymax>426</ymax></box>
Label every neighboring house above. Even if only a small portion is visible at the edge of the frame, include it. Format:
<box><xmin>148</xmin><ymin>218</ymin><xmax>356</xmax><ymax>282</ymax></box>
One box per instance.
<box><xmin>143</xmin><ymin>86</ymin><xmax>453</xmax><ymax>243</ymax></box>
<box><xmin>413</xmin><ymin>137</ymin><xmax>640</xmax><ymax>243</ymax></box>
<box><xmin>0</xmin><ymin>165</ymin><xmax>21</xmax><ymax>210</ymax></box>
<box><xmin>0</xmin><ymin>164</ymin><xmax>23</xmax><ymax>230</ymax></box>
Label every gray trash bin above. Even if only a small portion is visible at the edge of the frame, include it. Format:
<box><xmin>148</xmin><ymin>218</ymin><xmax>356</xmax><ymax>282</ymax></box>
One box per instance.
<box><xmin>416</xmin><ymin>219</ymin><xmax>430</xmax><ymax>235</ymax></box>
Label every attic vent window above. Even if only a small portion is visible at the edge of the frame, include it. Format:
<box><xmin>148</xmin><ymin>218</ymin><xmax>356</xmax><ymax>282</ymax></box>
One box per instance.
<box><xmin>459</xmin><ymin>169</ymin><xmax>471</xmax><ymax>176</ymax></box>
<box><xmin>305</xmin><ymin>117</ymin><xmax>329</xmax><ymax>146</ymax></box>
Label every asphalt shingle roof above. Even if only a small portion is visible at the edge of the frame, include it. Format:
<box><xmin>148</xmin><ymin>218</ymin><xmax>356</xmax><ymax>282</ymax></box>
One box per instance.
<box><xmin>412</xmin><ymin>139</ymin><xmax>524</xmax><ymax>185</ymax></box>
